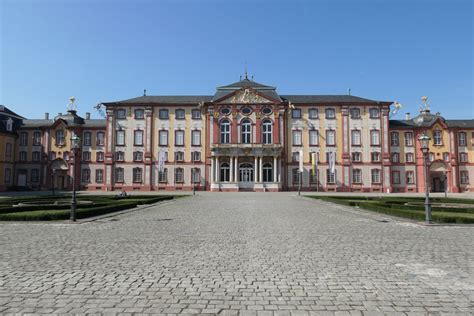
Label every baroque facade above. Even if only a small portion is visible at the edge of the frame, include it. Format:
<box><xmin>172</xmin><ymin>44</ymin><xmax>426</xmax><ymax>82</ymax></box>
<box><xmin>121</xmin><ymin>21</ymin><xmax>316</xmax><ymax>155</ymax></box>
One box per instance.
<box><xmin>1</xmin><ymin>78</ymin><xmax>473</xmax><ymax>192</ymax></box>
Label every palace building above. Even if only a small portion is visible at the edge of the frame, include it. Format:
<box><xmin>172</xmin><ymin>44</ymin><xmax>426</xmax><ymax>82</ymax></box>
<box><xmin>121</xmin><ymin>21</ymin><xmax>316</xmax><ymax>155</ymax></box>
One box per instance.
<box><xmin>1</xmin><ymin>77</ymin><xmax>473</xmax><ymax>193</ymax></box>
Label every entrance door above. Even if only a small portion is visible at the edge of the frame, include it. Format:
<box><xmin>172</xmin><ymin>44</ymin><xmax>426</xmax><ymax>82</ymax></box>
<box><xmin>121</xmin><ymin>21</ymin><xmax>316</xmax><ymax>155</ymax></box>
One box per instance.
<box><xmin>433</xmin><ymin>177</ymin><xmax>441</xmax><ymax>192</ymax></box>
<box><xmin>239</xmin><ymin>163</ymin><xmax>254</xmax><ymax>189</ymax></box>
<box><xmin>17</xmin><ymin>173</ymin><xmax>27</xmax><ymax>187</ymax></box>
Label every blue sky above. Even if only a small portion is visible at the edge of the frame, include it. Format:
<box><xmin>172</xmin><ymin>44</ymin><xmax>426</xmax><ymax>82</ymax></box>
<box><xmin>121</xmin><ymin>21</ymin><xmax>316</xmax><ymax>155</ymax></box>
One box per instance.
<box><xmin>1</xmin><ymin>0</ymin><xmax>472</xmax><ymax>119</ymax></box>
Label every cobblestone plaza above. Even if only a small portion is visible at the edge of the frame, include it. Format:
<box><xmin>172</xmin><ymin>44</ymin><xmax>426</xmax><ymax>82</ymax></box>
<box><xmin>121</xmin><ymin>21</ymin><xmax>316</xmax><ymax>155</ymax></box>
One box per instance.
<box><xmin>0</xmin><ymin>193</ymin><xmax>473</xmax><ymax>315</ymax></box>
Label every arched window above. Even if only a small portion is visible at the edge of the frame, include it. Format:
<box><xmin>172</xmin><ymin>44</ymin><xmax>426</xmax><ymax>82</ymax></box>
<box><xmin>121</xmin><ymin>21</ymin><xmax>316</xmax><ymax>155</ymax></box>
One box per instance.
<box><xmin>220</xmin><ymin>162</ymin><xmax>230</xmax><ymax>182</ymax></box>
<box><xmin>241</xmin><ymin>119</ymin><xmax>252</xmax><ymax>144</ymax></box>
<box><xmin>262</xmin><ymin>119</ymin><xmax>272</xmax><ymax>144</ymax></box>
<box><xmin>262</xmin><ymin>162</ymin><xmax>273</xmax><ymax>182</ymax></box>
<box><xmin>220</xmin><ymin>120</ymin><xmax>230</xmax><ymax>144</ymax></box>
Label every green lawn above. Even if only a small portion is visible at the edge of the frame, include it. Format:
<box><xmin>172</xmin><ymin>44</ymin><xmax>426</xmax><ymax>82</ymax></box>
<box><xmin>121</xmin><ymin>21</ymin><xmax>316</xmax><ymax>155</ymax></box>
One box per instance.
<box><xmin>0</xmin><ymin>194</ymin><xmax>178</xmax><ymax>221</ymax></box>
<box><xmin>307</xmin><ymin>196</ymin><xmax>474</xmax><ymax>224</ymax></box>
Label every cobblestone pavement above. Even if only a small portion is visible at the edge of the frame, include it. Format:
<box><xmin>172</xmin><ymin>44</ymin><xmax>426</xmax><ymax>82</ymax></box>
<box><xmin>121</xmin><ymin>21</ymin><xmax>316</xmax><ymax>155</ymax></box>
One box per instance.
<box><xmin>0</xmin><ymin>193</ymin><xmax>473</xmax><ymax>315</ymax></box>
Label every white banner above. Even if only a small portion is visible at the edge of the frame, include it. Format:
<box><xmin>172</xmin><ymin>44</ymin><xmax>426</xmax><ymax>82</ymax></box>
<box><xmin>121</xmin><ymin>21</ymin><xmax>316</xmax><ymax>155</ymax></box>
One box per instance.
<box><xmin>299</xmin><ymin>149</ymin><xmax>304</xmax><ymax>172</ymax></box>
<box><xmin>329</xmin><ymin>151</ymin><xmax>336</xmax><ymax>174</ymax></box>
<box><xmin>158</xmin><ymin>150</ymin><xmax>166</xmax><ymax>172</ymax></box>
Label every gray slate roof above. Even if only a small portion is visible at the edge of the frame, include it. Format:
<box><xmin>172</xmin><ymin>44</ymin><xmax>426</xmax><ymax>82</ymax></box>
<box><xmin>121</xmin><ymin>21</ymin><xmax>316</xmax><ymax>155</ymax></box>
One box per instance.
<box><xmin>445</xmin><ymin>120</ymin><xmax>474</xmax><ymax>128</ymax></box>
<box><xmin>390</xmin><ymin>117</ymin><xmax>474</xmax><ymax>129</ymax></box>
<box><xmin>281</xmin><ymin>95</ymin><xmax>386</xmax><ymax>104</ymax></box>
<box><xmin>102</xmin><ymin>95</ymin><xmax>213</xmax><ymax>105</ymax></box>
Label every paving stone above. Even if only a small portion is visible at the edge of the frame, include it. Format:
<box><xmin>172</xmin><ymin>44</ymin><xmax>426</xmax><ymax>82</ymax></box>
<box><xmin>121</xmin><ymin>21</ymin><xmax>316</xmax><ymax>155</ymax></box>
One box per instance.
<box><xmin>0</xmin><ymin>193</ymin><xmax>472</xmax><ymax>314</ymax></box>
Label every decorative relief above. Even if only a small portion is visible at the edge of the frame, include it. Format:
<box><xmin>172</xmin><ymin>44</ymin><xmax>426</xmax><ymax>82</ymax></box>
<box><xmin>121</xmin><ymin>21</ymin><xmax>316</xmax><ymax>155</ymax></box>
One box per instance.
<box><xmin>230</xmin><ymin>89</ymin><xmax>270</xmax><ymax>104</ymax></box>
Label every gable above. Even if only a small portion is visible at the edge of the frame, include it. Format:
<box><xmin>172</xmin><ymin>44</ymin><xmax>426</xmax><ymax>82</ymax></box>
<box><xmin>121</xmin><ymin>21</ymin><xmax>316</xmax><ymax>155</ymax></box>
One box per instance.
<box><xmin>217</xmin><ymin>88</ymin><xmax>274</xmax><ymax>104</ymax></box>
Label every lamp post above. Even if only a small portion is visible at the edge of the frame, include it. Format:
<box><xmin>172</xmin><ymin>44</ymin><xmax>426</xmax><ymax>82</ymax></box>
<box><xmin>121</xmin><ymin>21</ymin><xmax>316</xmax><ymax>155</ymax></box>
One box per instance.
<box><xmin>70</xmin><ymin>135</ymin><xmax>81</xmax><ymax>222</ymax></box>
<box><xmin>418</xmin><ymin>133</ymin><xmax>432</xmax><ymax>223</ymax></box>
<box><xmin>51</xmin><ymin>169</ymin><xmax>56</xmax><ymax>196</ymax></box>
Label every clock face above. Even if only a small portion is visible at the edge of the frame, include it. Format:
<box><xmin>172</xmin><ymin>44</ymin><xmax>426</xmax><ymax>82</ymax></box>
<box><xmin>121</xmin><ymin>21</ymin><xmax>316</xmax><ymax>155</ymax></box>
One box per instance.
<box><xmin>241</xmin><ymin>107</ymin><xmax>252</xmax><ymax>115</ymax></box>
<box><xmin>262</xmin><ymin>107</ymin><xmax>272</xmax><ymax>115</ymax></box>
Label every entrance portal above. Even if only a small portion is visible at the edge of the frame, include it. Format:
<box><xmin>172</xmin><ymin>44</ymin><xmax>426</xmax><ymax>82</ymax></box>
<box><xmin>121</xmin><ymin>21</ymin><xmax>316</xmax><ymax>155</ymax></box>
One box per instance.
<box><xmin>239</xmin><ymin>163</ymin><xmax>254</xmax><ymax>189</ymax></box>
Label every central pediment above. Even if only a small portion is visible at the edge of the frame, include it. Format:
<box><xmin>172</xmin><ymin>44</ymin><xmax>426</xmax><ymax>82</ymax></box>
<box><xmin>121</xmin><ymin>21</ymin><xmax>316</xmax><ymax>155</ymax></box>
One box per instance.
<box><xmin>219</xmin><ymin>88</ymin><xmax>272</xmax><ymax>104</ymax></box>
<box><xmin>212</xmin><ymin>78</ymin><xmax>282</xmax><ymax>103</ymax></box>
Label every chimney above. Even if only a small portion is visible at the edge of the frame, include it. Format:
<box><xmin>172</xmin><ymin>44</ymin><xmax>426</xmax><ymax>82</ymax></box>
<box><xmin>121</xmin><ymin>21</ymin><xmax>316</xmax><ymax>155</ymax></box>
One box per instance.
<box><xmin>58</xmin><ymin>112</ymin><xmax>62</xmax><ymax>116</ymax></box>
<box><xmin>86</xmin><ymin>112</ymin><xmax>91</xmax><ymax>120</ymax></box>
<box><xmin>405</xmin><ymin>113</ymin><xmax>411</xmax><ymax>120</ymax></box>
<box><xmin>45</xmin><ymin>112</ymin><xmax>49</xmax><ymax>120</ymax></box>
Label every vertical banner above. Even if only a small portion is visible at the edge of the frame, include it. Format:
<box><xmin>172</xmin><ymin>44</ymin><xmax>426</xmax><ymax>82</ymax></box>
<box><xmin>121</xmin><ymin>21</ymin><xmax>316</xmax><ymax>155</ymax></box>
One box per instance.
<box><xmin>299</xmin><ymin>149</ymin><xmax>304</xmax><ymax>172</ymax></box>
<box><xmin>329</xmin><ymin>151</ymin><xmax>336</xmax><ymax>174</ymax></box>
<box><xmin>158</xmin><ymin>150</ymin><xmax>166</xmax><ymax>172</ymax></box>
<box><xmin>312</xmin><ymin>152</ymin><xmax>317</xmax><ymax>176</ymax></box>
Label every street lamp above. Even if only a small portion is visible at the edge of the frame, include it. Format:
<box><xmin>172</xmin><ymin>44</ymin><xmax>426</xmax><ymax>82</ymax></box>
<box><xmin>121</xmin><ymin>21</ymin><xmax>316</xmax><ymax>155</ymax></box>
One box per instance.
<box><xmin>70</xmin><ymin>135</ymin><xmax>81</xmax><ymax>221</ymax></box>
<box><xmin>418</xmin><ymin>133</ymin><xmax>432</xmax><ymax>223</ymax></box>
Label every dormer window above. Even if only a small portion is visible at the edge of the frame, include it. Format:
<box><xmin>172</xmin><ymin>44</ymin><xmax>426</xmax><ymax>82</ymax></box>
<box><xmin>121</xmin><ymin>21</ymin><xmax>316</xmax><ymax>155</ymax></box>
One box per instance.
<box><xmin>6</xmin><ymin>118</ymin><xmax>13</xmax><ymax>132</ymax></box>
<box><xmin>56</xmin><ymin>130</ymin><xmax>65</xmax><ymax>146</ymax></box>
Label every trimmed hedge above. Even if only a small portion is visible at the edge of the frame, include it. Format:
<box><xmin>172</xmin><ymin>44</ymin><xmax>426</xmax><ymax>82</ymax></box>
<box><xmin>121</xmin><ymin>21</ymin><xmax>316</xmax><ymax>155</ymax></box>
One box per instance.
<box><xmin>309</xmin><ymin>196</ymin><xmax>474</xmax><ymax>224</ymax></box>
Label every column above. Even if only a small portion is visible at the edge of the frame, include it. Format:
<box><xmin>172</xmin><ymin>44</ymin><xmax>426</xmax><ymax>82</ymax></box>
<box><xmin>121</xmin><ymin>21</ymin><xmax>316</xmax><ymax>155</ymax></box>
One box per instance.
<box><xmin>210</xmin><ymin>157</ymin><xmax>215</xmax><ymax>183</ymax></box>
<box><xmin>278</xmin><ymin>158</ymin><xmax>282</xmax><ymax>183</ymax></box>
<box><xmin>273</xmin><ymin>156</ymin><xmax>278</xmax><ymax>182</ymax></box>
<box><xmin>216</xmin><ymin>156</ymin><xmax>220</xmax><ymax>183</ymax></box>
<box><xmin>235</xmin><ymin>156</ymin><xmax>238</xmax><ymax>182</ymax></box>
<box><xmin>230</xmin><ymin>156</ymin><xmax>234</xmax><ymax>182</ymax></box>
<box><xmin>254</xmin><ymin>156</ymin><xmax>258</xmax><ymax>182</ymax></box>
<box><xmin>259</xmin><ymin>156</ymin><xmax>263</xmax><ymax>183</ymax></box>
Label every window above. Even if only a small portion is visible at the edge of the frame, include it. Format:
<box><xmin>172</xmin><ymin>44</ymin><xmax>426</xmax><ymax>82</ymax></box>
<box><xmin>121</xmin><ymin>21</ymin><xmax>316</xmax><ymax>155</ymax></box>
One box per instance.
<box><xmin>391</xmin><ymin>132</ymin><xmax>399</xmax><ymax>146</ymax></box>
<box><xmin>405</xmin><ymin>132</ymin><xmax>414</xmax><ymax>146</ymax></box>
<box><xmin>458</xmin><ymin>132</ymin><xmax>467</xmax><ymax>146</ymax></box>
<box><xmin>83</xmin><ymin>132</ymin><xmax>91</xmax><ymax>146</ymax></box>
<box><xmin>4</xmin><ymin>168</ymin><xmax>11</xmax><ymax>183</ymax></box>
<box><xmin>370</xmin><ymin>130</ymin><xmax>380</xmax><ymax>146</ymax></box>
<box><xmin>133</xmin><ymin>168</ymin><xmax>143</xmax><ymax>183</ymax></box>
<box><xmin>96</xmin><ymin>151</ymin><xmax>104</xmax><ymax>162</ymax></box>
<box><xmin>116</xmin><ymin>130</ymin><xmax>125</xmax><ymax>146</ymax></box>
<box><xmin>220</xmin><ymin>120</ymin><xmax>230</xmax><ymax>144</ymax></box>
<box><xmin>241</xmin><ymin>107</ymin><xmax>252</xmax><ymax>115</ymax></box>
<box><xmin>293</xmin><ymin>130</ymin><xmax>302</xmax><ymax>146</ymax></box>
<box><xmin>159</xmin><ymin>130</ymin><xmax>168</xmax><ymax>146</ymax></box>
<box><xmin>175</xmin><ymin>130</ymin><xmax>184</xmax><ymax>146</ymax></box>
<box><xmin>220</xmin><ymin>107</ymin><xmax>231</xmax><ymax>115</ymax></box>
<box><xmin>241</xmin><ymin>119</ymin><xmax>252</xmax><ymax>144</ymax></box>
<box><xmin>310</xmin><ymin>169</ymin><xmax>319</xmax><ymax>184</ymax></box>
<box><xmin>220</xmin><ymin>163</ymin><xmax>230</xmax><ymax>182</ymax></box>
<box><xmin>308</xmin><ymin>108</ymin><xmax>319</xmax><ymax>119</ymax></box>
<box><xmin>20</xmin><ymin>132</ymin><xmax>28</xmax><ymax>146</ymax></box>
<box><xmin>326</xmin><ymin>169</ymin><xmax>336</xmax><ymax>184</ymax></box>
<box><xmin>262</xmin><ymin>119</ymin><xmax>272</xmax><ymax>144</ymax></box>
<box><xmin>134</xmin><ymin>130</ymin><xmax>143</xmax><ymax>146</ymax></box>
<box><xmin>19</xmin><ymin>151</ymin><xmax>27</xmax><ymax>161</ymax></box>
<box><xmin>406</xmin><ymin>171</ymin><xmax>415</xmax><ymax>184</ymax></box>
<box><xmin>262</xmin><ymin>107</ymin><xmax>272</xmax><ymax>115</ymax></box>
<box><xmin>292</xmin><ymin>108</ymin><xmax>302</xmax><ymax>119</ymax></box>
<box><xmin>309</xmin><ymin>130</ymin><xmax>319</xmax><ymax>146</ymax></box>
<box><xmin>326</xmin><ymin>130</ymin><xmax>336</xmax><ymax>146</ymax></box>
<box><xmin>351</xmin><ymin>152</ymin><xmax>362</xmax><ymax>162</ymax></box>
<box><xmin>292</xmin><ymin>168</ymin><xmax>300</xmax><ymax>185</ymax></box>
<box><xmin>369</xmin><ymin>108</ymin><xmax>380</xmax><ymax>118</ymax></box>
<box><xmin>192</xmin><ymin>130</ymin><xmax>201</xmax><ymax>146</ymax></box>
<box><xmin>33</xmin><ymin>131</ymin><xmax>41</xmax><ymax>146</ymax></box>
<box><xmin>191</xmin><ymin>109</ymin><xmax>201</xmax><ymax>119</ymax></box>
<box><xmin>134</xmin><ymin>109</ymin><xmax>144</xmax><ymax>119</ymax></box>
<box><xmin>6</xmin><ymin>119</ymin><xmax>12</xmax><ymax>132</ymax></box>
<box><xmin>460</xmin><ymin>171</ymin><xmax>469</xmax><ymax>184</ymax></box>
<box><xmin>31</xmin><ymin>169</ymin><xmax>39</xmax><ymax>182</ymax></box>
<box><xmin>63</xmin><ymin>152</ymin><xmax>69</xmax><ymax>161</ymax></box>
<box><xmin>192</xmin><ymin>151</ymin><xmax>201</xmax><ymax>162</ymax></box>
<box><xmin>82</xmin><ymin>169</ymin><xmax>90</xmax><ymax>182</ymax></box>
<box><xmin>391</xmin><ymin>153</ymin><xmax>400</xmax><ymax>163</ymax></box>
<box><xmin>82</xmin><ymin>151</ymin><xmax>91</xmax><ymax>162</ymax></box>
<box><xmin>50</xmin><ymin>152</ymin><xmax>56</xmax><ymax>160</ymax></box>
<box><xmin>371</xmin><ymin>169</ymin><xmax>381</xmax><ymax>184</ymax></box>
<box><xmin>95</xmin><ymin>169</ymin><xmax>103</xmax><ymax>183</ymax></box>
<box><xmin>263</xmin><ymin>163</ymin><xmax>273</xmax><ymax>182</ymax></box>
<box><xmin>175</xmin><ymin>109</ymin><xmax>185</xmax><ymax>119</ymax></box>
<box><xmin>133</xmin><ymin>151</ymin><xmax>143</xmax><ymax>161</ymax></box>
<box><xmin>352</xmin><ymin>169</ymin><xmax>362</xmax><ymax>183</ymax></box>
<box><xmin>325</xmin><ymin>108</ymin><xmax>336</xmax><ymax>119</ymax></box>
<box><xmin>460</xmin><ymin>153</ymin><xmax>468</xmax><ymax>163</ymax></box>
<box><xmin>370</xmin><ymin>152</ymin><xmax>380</xmax><ymax>162</ymax></box>
<box><xmin>392</xmin><ymin>171</ymin><xmax>400</xmax><ymax>184</ymax></box>
<box><xmin>56</xmin><ymin>130</ymin><xmax>65</xmax><ymax>146</ymax></box>
<box><xmin>175</xmin><ymin>168</ymin><xmax>184</xmax><ymax>183</ymax></box>
<box><xmin>5</xmin><ymin>143</ymin><xmax>12</xmax><ymax>158</ymax></box>
<box><xmin>350</xmin><ymin>108</ymin><xmax>361</xmax><ymax>119</ymax></box>
<box><xmin>429</xmin><ymin>152</ymin><xmax>435</xmax><ymax>162</ymax></box>
<box><xmin>158</xmin><ymin>168</ymin><xmax>168</xmax><ymax>183</ymax></box>
<box><xmin>292</xmin><ymin>152</ymin><xmax>300</xmax><ymax>162</ymax></box>
<box><xmin>96</xmin><ymin>132</ymin><xmax>105</xmax><ymax>146</ymax></box>
<box><xmin>192</xmin><ymin>168</ymin><xmax>201</xmax><ymax>183</ymax></box>
<box><xmin>175</xmin><ymin>151</ymin><xmax>184</xmax><ymax>162</ymax></box>
<box><xmin>406</xmin><ymin>153</ymin><xmax>414</xmax><ymax>163</ymax></box>
<box><xmin>443</xmin><ymin>152</ymin><xmax>450</xmax><ymax>162</ymax></box>
<box><xmin>433</xmin><ymin>130</ymin><xmax>442</xmax><ymax>145</ymax></box>
<box><xmin>114</xmin><ymin>168</ymin><xmax>124</xmax><ymax>183</ymax></box>
<box><xmin>351</xmin><ymin>130</ymin><xmax>361</xmax><ymax>146</ymax></box>
<box><xmin>115</xmin><ymin>151</ymin><xmax>125</xmax><ymax>161</ymax></box>
<box><xmin>159</xmin><ymin>109</ymin><xmax>169</xmax><ymax>119</ymax></box>
<box><xmin>116</xmin><ymin>109</ymin><xmax>126</xmax><ymax>119</ymax></box>
<box><xmin>32</xmin><ymin>151</ymin><xmax>40</xmax><ymax>162</ymax></box>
